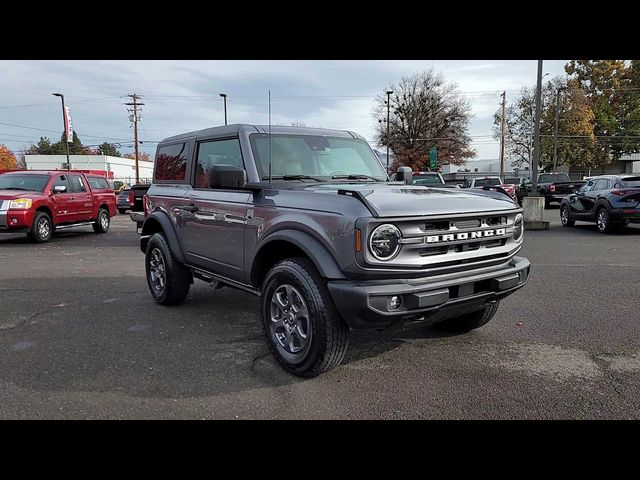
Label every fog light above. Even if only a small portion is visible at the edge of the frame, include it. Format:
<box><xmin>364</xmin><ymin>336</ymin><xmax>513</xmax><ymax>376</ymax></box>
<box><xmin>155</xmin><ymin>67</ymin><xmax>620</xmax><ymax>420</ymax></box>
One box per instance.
<box><xmin>10</xmin><ymin>218</ymin><xmax>18</xmax><ymax>225</ymax></box>
<box><xmin>388</xmin><ymin>295</ymin><xmax>402</xmax><ymax>310</ymax></box>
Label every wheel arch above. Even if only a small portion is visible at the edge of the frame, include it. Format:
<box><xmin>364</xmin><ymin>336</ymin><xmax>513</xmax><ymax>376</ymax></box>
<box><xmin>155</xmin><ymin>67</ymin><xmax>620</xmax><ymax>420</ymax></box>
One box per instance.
<box><xmin>140</xmin><ymin>211</ymin><xmax>186</xmax><ymax>264</ymax></box>
<box><xmin>250</xmin><ymin>229</ymin><xmax>346</xmax><ymax>289</ymax></box>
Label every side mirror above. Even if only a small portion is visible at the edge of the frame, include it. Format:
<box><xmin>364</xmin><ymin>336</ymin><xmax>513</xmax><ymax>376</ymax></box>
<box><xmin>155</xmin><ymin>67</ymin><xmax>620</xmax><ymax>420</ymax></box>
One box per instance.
<box><xmin>395</xmin><ymin>166</ymin><xmax>413</xmax><ymax>185</ymax></box>
<box><xmin>207</xmin><ymin>164</ymin><xmax>246</xmax><ymax>189</ymax></box>
<box><xmin>53</xmin><ymin>185</ymin><xmax>67</xmax><ymax>194</ymax></box>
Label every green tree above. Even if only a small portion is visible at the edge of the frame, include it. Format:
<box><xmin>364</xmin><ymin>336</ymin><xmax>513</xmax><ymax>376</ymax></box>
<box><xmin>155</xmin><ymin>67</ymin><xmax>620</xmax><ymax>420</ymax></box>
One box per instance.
<box><xmin>494</xmin><ymin>76</ymin><xmax>597</xmax><ymax>171</ymax></box>
<box><xmin>373</xmin><ymin>68</ymin><xmax>475</xmax><ymax>171</ymax></box>
<box><xmin>97</xmin><ymin>142</ymin><xmax>121</xmax><ymax>157</ymax></box>
<box><xmin>565</xmin><ymin>60</ymin><xmax>640</xmax><ymax>161</ymax></box>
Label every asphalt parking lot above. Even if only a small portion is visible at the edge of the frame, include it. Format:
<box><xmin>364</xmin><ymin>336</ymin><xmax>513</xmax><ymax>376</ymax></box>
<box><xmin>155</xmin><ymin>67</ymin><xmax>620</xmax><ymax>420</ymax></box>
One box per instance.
<box><xmin>1</xmin><ymin>208</ymin><xmax>639</xmax><ymax>419</ymax></box>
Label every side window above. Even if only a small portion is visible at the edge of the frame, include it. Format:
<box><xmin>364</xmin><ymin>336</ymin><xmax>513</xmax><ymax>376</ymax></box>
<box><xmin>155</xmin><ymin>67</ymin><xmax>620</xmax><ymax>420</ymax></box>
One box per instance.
<box><xmin>67</xmin><ymin>174</ymin><xmax>86</xmax><ymax>193</ymax></box>
<box><xmin>154</xmin><ymin>143</ymin><xmax>189</xmax><ymax>182</ymax></box>
<box><xmin>194</xmin><ymin>139</ymin><xmax>243</xmax><ymax>189</ymax></box>
<box><xmin>52</xmin><ymin>175</ymin><xmax>69</xmax><ymax>191</ymax></box>
<box><xmin>580</xmin><ymin>180</ymin><xmax>595</xmax><ymax>193</ymax></box>
<box><xmin>593</xmin><ymin>179</ymin><xmax>609</xmax><ymax>191</ymax></box>
<box><xmin>88</xmin><ymin>177</ymin><xmax>110</xmax><ymax>190</ymax></box>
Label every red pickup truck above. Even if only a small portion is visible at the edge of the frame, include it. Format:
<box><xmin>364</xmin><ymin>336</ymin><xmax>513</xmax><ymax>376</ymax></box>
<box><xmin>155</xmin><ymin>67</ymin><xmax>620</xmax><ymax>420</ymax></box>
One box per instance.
<box><xmin>0</xmin><ymin>170</ymin><xmax>116</xmax><ymax>243</ymax></box>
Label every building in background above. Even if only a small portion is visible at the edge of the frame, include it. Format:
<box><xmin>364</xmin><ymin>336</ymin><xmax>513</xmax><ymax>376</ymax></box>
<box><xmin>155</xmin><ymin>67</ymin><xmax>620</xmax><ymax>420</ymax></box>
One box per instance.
<box><xmin>24</xmin><ymin>155</ymin><xmax>153</xmax><ymax>186</ymax></box>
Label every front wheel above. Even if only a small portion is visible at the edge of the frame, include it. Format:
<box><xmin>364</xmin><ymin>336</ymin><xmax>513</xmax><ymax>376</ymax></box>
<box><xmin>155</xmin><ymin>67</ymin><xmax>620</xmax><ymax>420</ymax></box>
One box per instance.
<box><xmin>433</xmin><ymin>302</ymin><xmax>500</xmax><ymax>333</ymax></box>
<box><xmin>560</xmin><ymin>204</ymin><xmax>575</xmax><ymax>227</ymax></box>
<box><xmin>93</xmin><ymin>208</ymin><xmax>110</xmax><ymax>233</ymax></box>
<box><xmin>261</xmin><ymin>258</ymin><xmax>349</xmax><ymax>378</ymax></box>
<box><xmin>27</xmin><ymin>211</ymin><xmax>54</xmax><ymax>243</ymax></box>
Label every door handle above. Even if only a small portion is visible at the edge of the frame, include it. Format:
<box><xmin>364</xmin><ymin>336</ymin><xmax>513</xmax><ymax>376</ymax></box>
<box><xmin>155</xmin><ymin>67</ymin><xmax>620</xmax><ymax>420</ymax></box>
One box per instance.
<box><xmin>176</xmin><ymin>204</ymin><xmax>199</xmax><ymax>213</ymax></box>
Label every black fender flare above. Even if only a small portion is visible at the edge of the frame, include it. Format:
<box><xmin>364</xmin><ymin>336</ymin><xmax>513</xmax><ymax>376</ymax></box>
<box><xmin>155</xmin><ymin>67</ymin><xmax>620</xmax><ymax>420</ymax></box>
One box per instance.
<box><xmin>253</xmin><ymin>229</ymin><xmax>346</xmax><ymax>281</ymax></box>
<box><xmin>140</xmin><ymin>211</ymin><xmax>186</xmax><ymax>264</ymax></box>
<box><xmin>594</xmin><ymin>198</ymin><xmax>613</xmax><ymax>213</ymax></box>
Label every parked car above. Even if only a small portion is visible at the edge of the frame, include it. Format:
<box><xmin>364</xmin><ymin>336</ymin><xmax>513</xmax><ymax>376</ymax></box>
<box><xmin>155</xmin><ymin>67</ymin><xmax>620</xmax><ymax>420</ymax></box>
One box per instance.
<box><xmin>0</xmin><ymin>170</ymin><xmax>116</xmax><ymax>242</ymax></box>
<box><xmin>128</xmin><ymin>184</ymin><xmax>150</xmax><ymax>231</ymax></box>
<box><xmin>389</xmin><ymin>171</ymin><xmax>457</xmax><ymax>188</ymax></box>
<box><xmin>560</xmin><ymin>175</ymin><xmax>640</xmax><ymax>233</ymax></box>
<box><xmin>117</xmin><ymin>188</ymin><xmax>131</xmax><ymax>214</ymax></box>
<box><xmin>137</xmin><ymin>124</ymin><xmax>529</xmax><ymax>377</ymax></box>
<box><xmin>518</xmin><ymin>173</ymin><xmax>585</xmax><ymax>208</ymax></box>
<box><xmin>461</xmin><ymin>176</ymin><xmax>518</xmax><ymax>202</ymax></box>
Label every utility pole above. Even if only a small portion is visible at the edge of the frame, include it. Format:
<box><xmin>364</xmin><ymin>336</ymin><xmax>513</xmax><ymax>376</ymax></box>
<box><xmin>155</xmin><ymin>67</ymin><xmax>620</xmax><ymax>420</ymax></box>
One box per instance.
<box><xmin>125</xmin><ymin>94</ymin><xmax>144</xmax><ymax>184</ymax></box>
<box><xmin>219</xmin><ymin>93</ymin><xmax>228</xmax><ymax>125</ymax></box>
<box><xmin>499</xmin><ymin>91</ymin><xmax>506</xmax><ymax>180</ymax></box>
<box><xmin>552</xmin><ymin>86</ymin><xmax>566</xmax><ymax>172</ymax></box>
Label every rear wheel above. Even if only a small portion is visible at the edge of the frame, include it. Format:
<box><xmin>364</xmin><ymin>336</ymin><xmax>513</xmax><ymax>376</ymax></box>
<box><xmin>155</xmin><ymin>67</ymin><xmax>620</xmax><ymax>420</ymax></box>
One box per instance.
<box><xmin>27</xmin><ymin>211</ymin><xmax>54</xmax><ymax>243</ymax></box>
<box><xmin>92</xmin><ymin>208</ymin><xmax>110</xmax><ymax>233</ymax></box>
<box><xmin>560</xmin><ymin>204</ymin><xmax>575</xmax><ymax>227</ymax></box>
<box><xmin>118</xmin><ymin>208</ymin><xmax>127</xmax><ymax>214</ymax></box>
<box><xmin>596</xmin><ymin>207</ymin><xmax>613</xmax><ymax>233</ymax></box>
<box><xmin>145</xmin><ymin>233</ymin><xmax>191</xmax><ymax>305</ymax></box>
<box><xmin>544</xmin><ymin>197</ymin><xmax>551</xmax><ymax>209</ymax></box>
<box><xmin>433</xmin><ymin>302</ymin><xmax>500</xmax><ymax>333</ymax></box>
<box><xmin>261</xmin><ymin>257</ymin><xmax>349</xmax><ymax>378</ymax></box>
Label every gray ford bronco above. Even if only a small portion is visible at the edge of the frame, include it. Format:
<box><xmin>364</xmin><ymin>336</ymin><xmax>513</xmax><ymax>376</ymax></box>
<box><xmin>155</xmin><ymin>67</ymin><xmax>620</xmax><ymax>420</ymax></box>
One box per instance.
<box><xmin>140</xmin><ymin>124</ymin><xmax>530</xmax><ymax>377</ymax></box>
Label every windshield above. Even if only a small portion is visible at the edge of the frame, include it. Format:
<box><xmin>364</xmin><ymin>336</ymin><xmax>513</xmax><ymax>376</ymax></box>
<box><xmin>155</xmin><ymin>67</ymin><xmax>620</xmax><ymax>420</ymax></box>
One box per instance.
<box><xmin>539</xmin><ymin>173</ymin><xmax>570</xmax><ymax>183</ymax></box>
<box><xmin>0</xmin><ymin>174</ymin><xmax>50</xmax><ymax>192</ymax></box>
<box><xmin>249</xmin><ymin>134</ymin><xmax>387</xmax><ymax>181</ymax></box>
<box><xmin>412</xmin><ymin>174</ymin><xmax>443</xmax><ymax>186</ymax></box>
<box><xmin>474</xmin><ymin>178</ymin><xmax>502</xmax><ymax>187</ymax></box>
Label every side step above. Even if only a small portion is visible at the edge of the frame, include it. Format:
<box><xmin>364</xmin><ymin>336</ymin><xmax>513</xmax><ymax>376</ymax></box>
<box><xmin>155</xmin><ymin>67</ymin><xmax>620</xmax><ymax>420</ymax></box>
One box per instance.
<box><xmin>55</xmin><ymin>221</ymin><xmax>96</xmax><ymax>230</ymax></box>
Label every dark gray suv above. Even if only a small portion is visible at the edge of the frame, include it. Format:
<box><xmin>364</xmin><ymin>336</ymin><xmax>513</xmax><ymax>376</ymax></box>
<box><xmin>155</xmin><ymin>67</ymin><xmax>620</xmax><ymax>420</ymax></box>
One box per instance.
<box><xmin>139</xmin><ymin>124</ymin><xmax>530</xmax><ymax>377</ymax></box>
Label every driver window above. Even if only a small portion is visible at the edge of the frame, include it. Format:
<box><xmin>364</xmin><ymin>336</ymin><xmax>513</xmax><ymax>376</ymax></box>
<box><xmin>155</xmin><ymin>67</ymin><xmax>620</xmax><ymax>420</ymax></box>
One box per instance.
<box><xmin>580</xmin><ymin>180</ymin><xmax>595</xmax><ymax>193</ymax></box>
<box><xmin>52</xmin><ymin>175</ymin><xmax>69</xmax><ymax>192</ymax></box>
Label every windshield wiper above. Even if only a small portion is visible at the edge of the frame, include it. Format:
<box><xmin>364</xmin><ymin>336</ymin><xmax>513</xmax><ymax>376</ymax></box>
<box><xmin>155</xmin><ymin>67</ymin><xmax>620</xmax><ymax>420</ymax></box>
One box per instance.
<box><xmin>261</xmin><ymin>175</ymin><xmax>326</xmax><ymax>182</ymax></box>
<box><xmin>331</xmin><ymin>174</ymin><xmax>383</xmax><ymax>182</ymax></box>
<box><xmin>0</xmin><ymin>187</ymin><xmax>32</xmax><ymax>191</ymax></box>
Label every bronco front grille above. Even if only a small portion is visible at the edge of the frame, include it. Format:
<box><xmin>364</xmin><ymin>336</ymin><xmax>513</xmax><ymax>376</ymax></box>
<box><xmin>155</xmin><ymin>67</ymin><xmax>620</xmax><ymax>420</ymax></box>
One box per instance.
<box><xmin>364</xmin><ymin>210</ymin><xmax>522</xmax><ymax>272</ymax></box>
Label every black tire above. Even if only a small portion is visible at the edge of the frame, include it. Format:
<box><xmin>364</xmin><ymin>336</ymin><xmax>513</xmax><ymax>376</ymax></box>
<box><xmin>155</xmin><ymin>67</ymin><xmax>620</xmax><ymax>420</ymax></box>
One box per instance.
<box><xmin>93</xmin><ymin>208</ymin><xmax>110</xmax><ymax>233</ymax></box>
<box><xmin>145</xmin><ymin>233</ymin><xmax>191</xmax><ymax>305</ymax></box>
<box><xmin>560</xmin><ymin>204</ymin><xmax>575</xmax><ymax>227</ymax></box>
<box><xmin>118</xmin><ymin>208</ymin><xmax>127</xmax><ymax>214</ymax></box>
<box><xmin>261</xmin><ymin>257</ymin><xmax>349</xmax><ymax>378</ymax></box>
<box><xmin>433</xmin><ymin>302</ymin><xmax>500</xmax><ymax>334</ymax></box>
<box><xmin>544</xmin><ymin>197</ymin><xmax>551</xmax><ymax>209</ymax></box>
<box><xmin>27</xmin><ymin>211</ymin><xmax>54</xmax><ymax>243</ymax></box>
<box><xmin>596</xmin><ymin>207</ymin><xmax>613</xmax><ymax>233</ymax></box>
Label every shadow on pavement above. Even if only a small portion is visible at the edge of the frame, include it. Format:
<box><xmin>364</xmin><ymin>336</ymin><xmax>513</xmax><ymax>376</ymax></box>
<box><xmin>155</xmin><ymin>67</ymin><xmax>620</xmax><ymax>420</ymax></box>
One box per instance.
<box><xmin>0</xmin><ymin>275</ymin><xmax>465</xmax><ymax>399</ymax></box>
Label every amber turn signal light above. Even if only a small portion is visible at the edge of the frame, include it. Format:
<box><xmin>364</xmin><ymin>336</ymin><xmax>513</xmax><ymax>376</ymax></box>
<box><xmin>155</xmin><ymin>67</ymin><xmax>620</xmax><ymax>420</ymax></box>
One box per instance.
<box><xmin>355</xmin><ymin>228</ymin><xmax>362</xmax><ymax>253</ymax></box>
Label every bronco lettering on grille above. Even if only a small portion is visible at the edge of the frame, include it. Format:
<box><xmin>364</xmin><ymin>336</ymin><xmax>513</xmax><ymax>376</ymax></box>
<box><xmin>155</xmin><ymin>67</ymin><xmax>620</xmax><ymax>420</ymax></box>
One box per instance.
<box><xmin>425</xmin><ymin>228</ymin><xmax>506</xmax><ymax>244</ymax></box>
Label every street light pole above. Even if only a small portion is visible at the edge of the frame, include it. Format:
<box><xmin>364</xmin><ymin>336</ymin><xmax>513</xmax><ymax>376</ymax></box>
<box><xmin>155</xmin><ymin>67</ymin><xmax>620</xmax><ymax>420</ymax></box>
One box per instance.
<box><xmin>52</xmin><ymin>93</ymin><xmax>71</xmax><ymax>171</ymax></box>
<box><xmin>219</xmin><ymin>93</ymin><xmax>228</xmax><ymax>125</ymax></box>
<box><xmin>552</xmin><ymin>86</ymin><xmax>567</xmax><ymax>172</ymax></box>
<box><xmin>385</xmin><ymin>89</ymin><xmax>393</xmax><ymax>173</ymax></box>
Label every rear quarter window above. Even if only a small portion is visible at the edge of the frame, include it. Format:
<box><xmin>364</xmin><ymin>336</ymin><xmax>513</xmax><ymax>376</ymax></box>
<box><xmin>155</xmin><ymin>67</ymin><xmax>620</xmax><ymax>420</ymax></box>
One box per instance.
<box><xmin>87</xmin><ymin>176</ymin><xmax>111</xmax><ymax>190</ymax></box>
<box><xmin>154</xmin><ymin>142</ymin><xmax>191</xmax><ymax>183</ymax></box>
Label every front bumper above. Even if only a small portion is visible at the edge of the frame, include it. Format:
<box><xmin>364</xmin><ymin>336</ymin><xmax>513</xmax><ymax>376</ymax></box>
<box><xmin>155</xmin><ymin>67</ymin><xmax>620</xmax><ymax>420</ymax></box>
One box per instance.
<box><xmin>328</xmin><ymin>256</ymin><xmax>530</xmax><ymax>330</ymax></box>
<box><xmin>0</xmin><ymin>202</ymin><xmax>34</xmax><ymax>232</ymax></box>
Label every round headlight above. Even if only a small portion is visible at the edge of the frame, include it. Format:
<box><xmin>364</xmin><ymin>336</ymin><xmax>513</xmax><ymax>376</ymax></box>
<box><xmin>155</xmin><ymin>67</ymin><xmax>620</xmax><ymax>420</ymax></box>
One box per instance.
<box><xmin>369</xmin><ymin>224</ymin><xmax>401</xmax><ymax>260</ymax></box>
<box><xmin>513</xmin><ymin>213</ymin><xmax>524</xmax><ymax>241</ymax></box>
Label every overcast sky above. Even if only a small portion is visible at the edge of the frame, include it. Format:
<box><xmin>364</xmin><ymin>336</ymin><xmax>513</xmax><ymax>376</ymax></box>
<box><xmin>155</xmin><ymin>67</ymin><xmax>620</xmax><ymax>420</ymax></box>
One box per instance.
<box><xmin>0</xmin><ymin>60</ymin><xmax>569</xmax><ymax>161</ymax></box>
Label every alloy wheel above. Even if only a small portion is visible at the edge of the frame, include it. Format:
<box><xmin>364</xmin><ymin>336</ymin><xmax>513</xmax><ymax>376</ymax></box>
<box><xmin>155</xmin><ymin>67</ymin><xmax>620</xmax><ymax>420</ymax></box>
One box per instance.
<box><xmin>269</xmin><ymin>284</ymin><xmax>311</xmax><ymax>356</ymax></box>
<box><xmin>148</xmin><ymin>248</ymin><xmax>166</xmax><ymax>293</ymax></box>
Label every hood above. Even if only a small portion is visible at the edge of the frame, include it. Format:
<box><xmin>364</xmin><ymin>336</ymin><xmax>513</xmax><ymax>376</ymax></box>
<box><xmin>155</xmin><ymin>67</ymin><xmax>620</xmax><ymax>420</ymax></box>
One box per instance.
<box><xmin>303</xmin><ymin>183</ymin><xmax>518</xmax><ymax>217</ymax></box>
<box><xmin>0</xmin><ymin>190</ymin><xmax>46</xmax><ymax>201</ymax></box>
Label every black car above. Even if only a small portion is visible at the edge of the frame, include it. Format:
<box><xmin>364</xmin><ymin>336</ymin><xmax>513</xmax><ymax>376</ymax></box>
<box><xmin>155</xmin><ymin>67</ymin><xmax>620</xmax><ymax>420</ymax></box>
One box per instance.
<box><xmin>560</xmin><ymin>175</ymin><xmax>640</xmax><ymax>233</ymax></box>
<box><xmin>117</xmin><ymin>188</ymin><xmax>131</xmax><ymax>214</ymax></box>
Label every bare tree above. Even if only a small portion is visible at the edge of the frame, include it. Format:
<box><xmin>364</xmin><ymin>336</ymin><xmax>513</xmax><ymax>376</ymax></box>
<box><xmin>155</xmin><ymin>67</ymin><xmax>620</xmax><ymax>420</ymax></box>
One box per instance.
<box><xmin>373</xmin><ymin>68</ymin><xmax>475</xmax><ymax>171</ymax></box>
